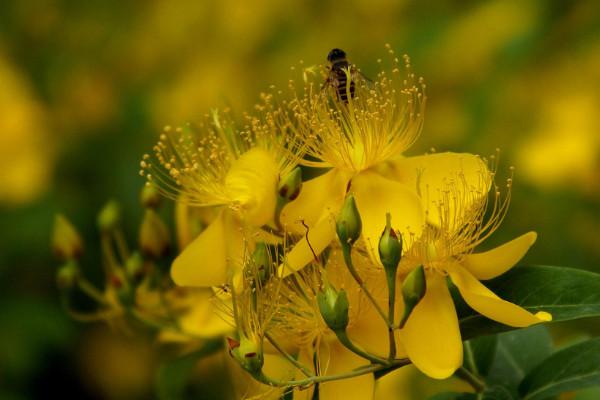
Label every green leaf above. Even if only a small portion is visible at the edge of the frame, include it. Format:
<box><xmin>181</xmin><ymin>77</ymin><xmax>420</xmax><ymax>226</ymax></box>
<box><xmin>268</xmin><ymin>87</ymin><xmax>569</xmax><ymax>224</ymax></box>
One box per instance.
<box><xmin>486</xmin><ymin>325</ymin><xmax>553</xmax><ymax>397</ymax></box>
<box><xmin>455</xmin><ymin>266</ymin><xmax>600</xmax><ymax>340</ymax></box>
<box><xmin>156</xmin><ymin>339</ymin><xmax>222</xmax><ymax>400</ymax></box>
<box><xmin>463</xmin><ymin>335</ymin><xmax>498</xmax><ymax>378</ymax></box>
<box><xmin>519</xmin><ymin>337</ymin><xmax>600</xmax><ymax>400</ymax></box>
<box><xmin>574</xmin><ymin>386</ymin><xmax>600</xmax><ymax>400</ymax></box>
<box><xmin>428</xmin><ymin>393</ymin><xmax>464</xmax><ymax>400</ymax></box>
<box><xmin>429</xmin><ymin>387</ymin><xmax>513</xmax><ymax>400</ymax></box>
<box><xmin>479</xmin><ymin>386</ymin><xmax>514</xmax><ymax>400</ymax></box>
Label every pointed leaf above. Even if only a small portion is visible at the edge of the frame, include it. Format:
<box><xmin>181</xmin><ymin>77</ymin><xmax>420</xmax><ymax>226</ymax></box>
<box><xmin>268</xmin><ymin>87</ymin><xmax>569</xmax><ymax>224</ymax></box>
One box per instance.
<box><xmin>455</xmin><ymin>266</ymin><xmax>600</xmax><ymax>339</ymax></box>
<box><xmin>485</xmin><ymin>325</ymin><xmax>553</xmax><ymax>398</ymax></box>
<box><xmin>519</xmin><ymin>338</ymin><xmax>600</xmax><ymax>400</ymax></box>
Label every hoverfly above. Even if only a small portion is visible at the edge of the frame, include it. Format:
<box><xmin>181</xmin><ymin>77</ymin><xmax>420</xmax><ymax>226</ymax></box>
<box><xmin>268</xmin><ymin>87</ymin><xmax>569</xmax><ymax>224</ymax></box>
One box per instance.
<box><xmin>322</xmin><ymin>48</ymin><xmax>376</xmax><ymax>103</ymax></box>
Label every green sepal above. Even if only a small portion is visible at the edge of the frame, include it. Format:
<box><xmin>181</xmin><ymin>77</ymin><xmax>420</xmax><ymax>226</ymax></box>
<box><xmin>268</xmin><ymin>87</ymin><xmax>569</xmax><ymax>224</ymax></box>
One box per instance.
<box><xmin>399</xmin><ymin>264</ymin><xmax>426</xmax><ymax>328</ymax></box>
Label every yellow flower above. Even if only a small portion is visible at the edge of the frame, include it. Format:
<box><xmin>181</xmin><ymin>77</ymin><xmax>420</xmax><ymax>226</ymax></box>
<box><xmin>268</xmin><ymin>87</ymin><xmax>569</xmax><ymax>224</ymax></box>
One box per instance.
<box><xmin>267</xmin><ymin>251</ymin><xmax>401</xmax><ymax>399</ymax></box>
<box><xmin>141</xmin><ymin>110</ymin><xmax>295</xmax><ymax>287</ymax></box>
<box><xmin>267</xmin><ymin>46</ymin><xmax>427</xmax><ymax>271</ymax></box>
<box><xmin>392</xmin><ymin>156</ymin><xmax>551</xmax><ymax>379</ymax></box>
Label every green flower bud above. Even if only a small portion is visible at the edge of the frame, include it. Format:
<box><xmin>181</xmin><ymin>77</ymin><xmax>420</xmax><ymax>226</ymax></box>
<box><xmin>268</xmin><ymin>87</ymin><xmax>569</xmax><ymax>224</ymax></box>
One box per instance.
<box><xmin>379</xmin><ymin>213</ymin><xmax>402</xmax><ymax>271</ymax></box>
<box><xmin>140</xmin><ymin>185</ymin><xmax>162</xmax><ymax>209</ymax></box>
<box><xmin>277</xmin><ymin>167</ymin><xmax>302</xmax><ymax>202</ymax></box>
<box><xmin>399</xmin><ymin>264</ymin><xmax>427</xmax><ymax>328</ymax></box>
<box><xmin>244</xmin><ymin>241</ymin><xmax>271</xmax><ymax>288</ymax></box>
<box><xmin>139</xmin><ymin>209</ymin><xmax>170</xmax><ymax>259</ymax></box>
<box><xmin>230</xmin><ymin>336</ymin><xmax>263</xmax><ymax>374</ymax></box>
<box><xmin>317</xmin><ymin>284</ymin><xmax>350</xmax><ymax>332</ymax></box>
<box><xmin>56</xmin><ymin>260</ymin><xmax>80</xmax><ymax>290</ymax></box>
<box><xmin>125</xmin><ymin>251</ymin><xmax>146</xmax><ymax>284</ymax></box>
<box><xmin>52</xmin><ymin>214</ymin><xmax>84</xmax><ymax>261</ymax></box>
<box><xmin>336</xmin><ymin>195</ymin><xmax>362</xmax><ymax>246</ymax></box>
<box><xmin>97</xmin><ymin>200</ymin><xmax>121</xmax><ymax>232</ymax></box>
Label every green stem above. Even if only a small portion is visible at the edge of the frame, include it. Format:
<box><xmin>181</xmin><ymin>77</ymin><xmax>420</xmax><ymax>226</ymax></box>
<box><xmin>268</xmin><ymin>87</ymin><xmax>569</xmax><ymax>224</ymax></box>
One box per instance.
<box><xmin>341</xmin><ymin>244</ymin><xmax>388</xmax><ymax>323</ymax></box>
<box><xmin>335</xmin><ymin>330</ymin><xmax>388</xmax><ymax>365</ymax></box>
<box><xmin>255</xmin><ymin>358</ymin><xmax>411</xmax><ymax>388</ymax></box>
<box><xmin>265</xmin><ymin>332</ymin><xmax>314</xmax><ymax>378</ymax></box>
<box><xmin>273</xmin><ymin>197</ymin><xmax>287</xmax><ymax>231</ymax></box>
<box><xmin>114</xmin><ymin>227</ymin><xmax>130</xmax><ymax>263</ymax></box>
<box><xmin>455</xmin><ymin>366</ymin><xmax>487</xmax><ymax>393</ymax></box>
<box><xmin>78</xmin><ymin>278</ymin><xmax>111</xmax><ymax>305</ymax></box>
<box><xmin>100</xmin><ymin>233</ymin><xmax>119</xmax><ymax>274</ymax></box>
<box><xmin>386</xmin><ymin>268</ymin><xmax>397</xmax><ymax>361</ymax></box>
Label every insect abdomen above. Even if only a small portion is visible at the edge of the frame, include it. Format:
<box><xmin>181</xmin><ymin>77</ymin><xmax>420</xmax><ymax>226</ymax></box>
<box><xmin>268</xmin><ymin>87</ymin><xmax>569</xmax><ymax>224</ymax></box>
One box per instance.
<box><xmin>333</xmin><ymin>68</ymin><xmax>355</xmax><ymax>102</ymax></box>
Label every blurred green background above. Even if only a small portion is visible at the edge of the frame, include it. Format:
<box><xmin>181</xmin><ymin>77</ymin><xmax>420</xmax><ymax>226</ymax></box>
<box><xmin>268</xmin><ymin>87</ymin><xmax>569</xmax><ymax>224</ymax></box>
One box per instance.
<box><xmin>1</xmin><ymin>0</ymin><xmax>599</xmax><ymax>399</ymax></box>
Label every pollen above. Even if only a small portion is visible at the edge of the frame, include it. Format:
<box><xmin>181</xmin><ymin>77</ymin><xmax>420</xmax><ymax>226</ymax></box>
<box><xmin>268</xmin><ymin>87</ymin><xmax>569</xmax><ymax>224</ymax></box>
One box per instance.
<box><xmin>140</xmin><ymin>109</ymin><xmax>297</xmax><ymax>209</ymax></box>
<box><xmin>259</xmin><ymin>46</ymin><xmax>426</xmax><ymax>173</ymax></box>
<box><xmin>401</xmin><ymin>152</ymin><xmax>513</xmax><ymax>276</ymax></box>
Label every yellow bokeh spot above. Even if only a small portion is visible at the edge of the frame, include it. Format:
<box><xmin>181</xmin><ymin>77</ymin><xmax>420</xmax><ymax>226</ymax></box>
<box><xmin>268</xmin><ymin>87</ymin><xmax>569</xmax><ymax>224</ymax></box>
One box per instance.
<box><xmin>0</xmin><ymin>53</ymin><xmax>53</xmax><ymax>205</ymax></box>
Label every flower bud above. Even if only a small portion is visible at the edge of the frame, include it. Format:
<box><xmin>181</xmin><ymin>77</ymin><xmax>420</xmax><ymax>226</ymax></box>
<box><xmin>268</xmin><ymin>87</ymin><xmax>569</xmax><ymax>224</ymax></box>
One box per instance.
<box><xmin>139</xmin><ymin>209</ymin><xmax>170</xmax><ymax>259</ymax></box>
<box><xmin>140</xmin><ymin>185</ymin><xmax>162</xmax><ymax>209</ymax></box>
<box><xmin>379</xmin><ymin>213</ymin><xmax>402</xmax><ymax>271</ymax></box>
<box><xmin>56</xmin><ymin>260</ymin><xmax>80</xmax><ymax>290</ymax></box>
<box><xmin>336</xmin><ymin>195</ymin><xmax>362</xmax><ymax>246</ymax></box>
<box><xmin>97</xmin><ymin>200</ymin><xmax>121</xmax><ymax>232</ymax></box>
<box><xmin>229</xmin><ymin>336</ymin><xmax>263</xmax><ymax>374</ymax></box>
<box><xmin>52</xmin><ymin>214</ymin><xmax>84</xmax><ymax>261</ymax></box>
<box><xmin>277</xmin><ymin>167</ymin><xmax>302</xmax><ymax>202</ymax></box>
<box><xmin>399</xmin><ymin>264</ymin><xmax>427</xmax><ymax>328</ymax></box>
<box><xmin>244</xmin><ymin>241</ymin><xmax>271</xmax><ymax>288</ymax></box>
<box><xmin>125</xmin><ymin>251</ymin><xmax>146</xmax><ymax>284</ymax></box>
<box><xmin>317</xmin><ymin>284</ymin><xmax>349</xmax><ymax>332</ymax></box>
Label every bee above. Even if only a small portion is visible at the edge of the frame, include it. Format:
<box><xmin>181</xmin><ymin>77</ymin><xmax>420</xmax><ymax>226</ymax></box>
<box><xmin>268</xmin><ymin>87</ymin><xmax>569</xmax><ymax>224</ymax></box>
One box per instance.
<box><xmin>322</xmin><ymin>48</ymin><xmax>375</xmax><ymax>103</ymax></box>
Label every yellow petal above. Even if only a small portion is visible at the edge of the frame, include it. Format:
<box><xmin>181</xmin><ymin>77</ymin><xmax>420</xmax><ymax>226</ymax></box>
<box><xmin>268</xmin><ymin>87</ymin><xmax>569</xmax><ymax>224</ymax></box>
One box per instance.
<box><xmin>450</xmin><ymin>265</ymin><xmax>551</xmax><ymax>327</ymax></box>
<box><xmin>178</xmin><ymin>290</ymin><xmax>234</xmax><ymax>338</ymax></box>
<box><xmin>280</xmin><ymin>169</ymin><xmax>350</xmax><ymax>235</ymax></box>
<box><xmin>282</xmin><ymin>215</ymin><xmax>337</xmax><ymax>275</ymax></box>
<box><xmin>171</xmin><ymin>210</ymin><xmax>245</xmax><ymax>287</ymax></box>
<box><xmin>398</xmin><ymin>273</ymin><xmax>462</xmax><ymax>379</ymax></box>
<box><xmin>175</xmin><ymin>203</ymin><xmax>220</xmax><ymax>251</ymax></box>
<box><xmin>351</xmin><ymin>170</ymin><xmax>425</xmax><ymax>263</ymax></box>
<box><xmin>318</xmin><ymin>339</ymin><xmax>375</xmax><ymax>400</ymax></box>
<box><xmin>225</xmin><ymin>147</ymin><xmax>279</xmax><ymax>226</ymax></box>
<box><xmin>379</xmin><ymin>153</ymin><xmax>488</xmax><ymax>226</ymax></box>
<box><xmin>462</xmin><ymin>232</ymin><xmax>537</xmax><ymax>280</ymax></box>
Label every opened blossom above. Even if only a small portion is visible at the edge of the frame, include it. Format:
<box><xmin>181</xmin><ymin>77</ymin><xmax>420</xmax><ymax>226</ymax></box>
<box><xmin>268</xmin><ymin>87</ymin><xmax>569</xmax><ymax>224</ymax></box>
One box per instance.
<box><xmin>260</xmin><ymin>46</ymin><xmax>428</xmax><ymax>271</ymax></box>
<box><xmin>392</xmin><ymin>158</ymin><xmax>552</xmax><ymax>379</ymax></box>
<box><xmin>141</xmin><ymin>110</ymin><xmax>296</xmax><ymax>287</ymax></box>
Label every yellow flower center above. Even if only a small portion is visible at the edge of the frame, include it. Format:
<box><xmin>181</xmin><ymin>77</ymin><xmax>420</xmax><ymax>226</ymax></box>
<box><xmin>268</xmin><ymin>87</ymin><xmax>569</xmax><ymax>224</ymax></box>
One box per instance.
<box><xmin>259</xmin><ymin>46</ymin><xmax>426</xmax><ymax>174</ymax></box>
<box><xmin>401</xmin><ymin>154</ymin><xmax>513</xmax><ymax>276</ymax></box>
<box><xmin>140</xmin><ymin>111</ymin><xmax>295</xmax><ymax>226</ymax></box>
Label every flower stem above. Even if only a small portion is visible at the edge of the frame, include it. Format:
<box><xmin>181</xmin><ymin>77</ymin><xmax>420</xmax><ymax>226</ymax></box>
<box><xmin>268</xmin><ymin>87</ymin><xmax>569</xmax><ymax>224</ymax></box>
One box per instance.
<box><xmin>341</xmin><ymin>244</ymin><xmax>388</xmax><ymax>323</ymax></box>
<box><xmin>78</xmin><ymin>278</ymin><xmax>111</xmax><ymax>305</ymax></box>
<box><xmin>455</xmin><ymin>366</ymin><xmax>487</xmax><ymax>393</ymax></box>
<box><xmin>265</xmin><ymin>332</ymin><xmax>314</xmax><ymax>377</ymax></box>
<box><xmin>255</xmin><ymin>358</ymin><xmax>411</xmax><ymax>388</ymax></box>
<box><xmin>335</xmin><ymin>330</ymin><xmax>388</xmax><ymax>365</ymax></box>
<box><xmin>385</xmin><ymin>267</ymin><xmax>397</xmax><ymax>361</ymax></box>
<box><xmin>113</xmin><ymin>227</ymin><xmax>130</xmax><ymax>262</ymax></box>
